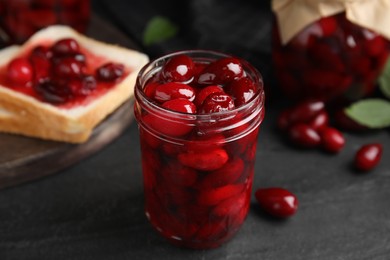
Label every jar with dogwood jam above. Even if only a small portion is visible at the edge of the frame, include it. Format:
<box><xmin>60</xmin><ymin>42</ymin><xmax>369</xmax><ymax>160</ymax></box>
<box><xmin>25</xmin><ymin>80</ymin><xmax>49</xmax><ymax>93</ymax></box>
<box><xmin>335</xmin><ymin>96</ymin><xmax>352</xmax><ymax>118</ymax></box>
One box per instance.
<box><xmin>272</xmin><ymin>0</ymin><xmax>390</xmax><ymax>102</ymax></box>
<box><xmin>134</xmin><ymin>50</ymin><xmax>265</xmax><ymax>249</ymax></box>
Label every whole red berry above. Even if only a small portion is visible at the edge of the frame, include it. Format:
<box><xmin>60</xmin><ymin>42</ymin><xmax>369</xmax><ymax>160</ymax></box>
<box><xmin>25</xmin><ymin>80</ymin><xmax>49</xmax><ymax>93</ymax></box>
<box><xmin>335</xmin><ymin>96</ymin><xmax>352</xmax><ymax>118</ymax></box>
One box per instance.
<box><xmin>68</xmin><ymin>75</ymin><xmax>97</xmax><ymax>97</ymax></box>
<box><xmin>29</xmin><ymin>55</ymin><xmax>51</xmax><ymax>83</ymax></box>
<box><xmin>162</xmin><ymin>54</ymin><xmax>195</xmax><ymax>82</ymax></box>
<box><xmin>288</xmin><ymin>123</ymin><xmax>321</xmax><ymax>148</ymax></box>
<box><xmin>7</xmin><ymin>57</ymin><xmax>34</xmax><ymax>86</ymax></box>
<box><xmin>162</xmin><ymin>98</ymin><xmax>196</xmax><ymax>114</ymax></box>
<box><xmin>308</xmin><ymin>110</ymin><xmax>329</xmax><ymax>131</ymax></box>
<box><xmin>51</xmin><ymin>38</ymin><xmax>80</xmax><ymax>56</ymax></box>
<box><xmin>320</xmin><ymin>127</ymin><xmax>345</xmax><ymax>153</ymax></box>
<box><xmin>194</xmin><ymin>85</ymin><xmax>224</xmax><ymax>107</ymax></box>
<box><xmin>153</xmin><ymin>82</ymin><xmax>195</xmax><ymax>103</ymax></box>
<box><xmin>255</xmin><ymin>187</ymin><xmax>298</xmax><ymax>218</ymax></box>
<box><xmin>226</xmin><ymin>76</ymin><xmax>256</xmax><ymax>106</ymax></box>
<box><xmin>318</xmin><ymin>16</ymin><xmax>337</xmax><ymax>37</ymax></box>
<box><xmin>197</xmin><ymin>57</ymin><xmax>244</xmax><ymax>85</ymax></box>
<box><xmin>288</xmin><ymin>99</ymin><xmax>325</xmax><ymax>125</ymax></box>
<box><xmin>34</xmin><ymin>80</ymin><xmax>72</xmax><ymax>104</ymax></box>
<box><xmin>53</xmin><ymin>57</ymin><xmax>85</xmax><ymax>78</ymax></box>
<box><xmin>96</xmin><ymin>62</ymin><xmax>125</xmax><ymax>81</ymax></box>
<box><xmin>199</xmin><ymin>93</ymin><xmax>235</xmax><ymax>114</ymax></box>
<box><xmin>354</xmin><ymin>143</ymin><xmax>383</xmax><ymax>171</ymax></box>
<box><xmin>178</xmin><ymin>148</ymin><xmax>229</xmax><ymax>171</ymax></box>
<box><xmin>30</xmin><ymin>45</ymin><xmax>53</xmax><ymax>59</ymax></box>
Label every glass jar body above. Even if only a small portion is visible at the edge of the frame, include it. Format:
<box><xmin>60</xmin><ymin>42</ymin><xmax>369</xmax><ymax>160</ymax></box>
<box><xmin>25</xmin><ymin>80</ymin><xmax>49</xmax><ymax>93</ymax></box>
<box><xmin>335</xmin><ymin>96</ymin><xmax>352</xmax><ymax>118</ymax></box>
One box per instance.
<box><xmin>272</xmin><ymin>12</ymin><xmax>390</xmax><ymax>102</ymax></box>
<box><xmin>0</xmin><ymin>0</ymin><xmax>90</xmax><ymax>45</ymax></box>
<box><xmin>134</xmin><ymin>50</ymin><xmax>265</xmax><ymax>249</ymax></box>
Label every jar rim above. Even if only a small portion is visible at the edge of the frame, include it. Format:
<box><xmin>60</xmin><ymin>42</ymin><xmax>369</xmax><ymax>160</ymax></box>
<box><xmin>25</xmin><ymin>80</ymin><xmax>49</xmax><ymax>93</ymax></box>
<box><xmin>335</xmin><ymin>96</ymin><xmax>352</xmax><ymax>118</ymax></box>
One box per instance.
<box><xmin>134</xmin><ymin>49</ymin><xmax>265</xmax><ymax>121</ymax></box>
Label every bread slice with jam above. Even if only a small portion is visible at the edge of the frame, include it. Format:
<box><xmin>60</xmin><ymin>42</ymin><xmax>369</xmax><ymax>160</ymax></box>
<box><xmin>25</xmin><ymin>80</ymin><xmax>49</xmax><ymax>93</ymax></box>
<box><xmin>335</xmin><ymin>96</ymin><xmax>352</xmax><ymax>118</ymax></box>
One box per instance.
<box><xmin>0</xmin><ymin>25</ymin><xmax>149</xmax><ymax>143</ymax></box>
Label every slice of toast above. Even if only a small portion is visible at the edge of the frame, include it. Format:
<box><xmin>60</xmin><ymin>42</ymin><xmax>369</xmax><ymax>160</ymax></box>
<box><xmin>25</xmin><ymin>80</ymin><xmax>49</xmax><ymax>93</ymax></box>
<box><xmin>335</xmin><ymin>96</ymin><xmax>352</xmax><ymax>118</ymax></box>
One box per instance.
<box><xmin>0</xmin><ymin>25</ymin><xmax>149</xmax><ymax>143</ymax></box>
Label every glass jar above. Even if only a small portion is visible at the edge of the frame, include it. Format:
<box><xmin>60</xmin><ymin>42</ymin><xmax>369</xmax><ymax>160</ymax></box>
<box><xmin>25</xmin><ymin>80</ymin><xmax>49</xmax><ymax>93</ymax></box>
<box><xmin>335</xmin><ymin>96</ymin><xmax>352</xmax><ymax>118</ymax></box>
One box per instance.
<box><xmin>134</xmin><ymin>50</ymin><xmax>265</xmax><ymax>249</ymax></box>
<box><xmin>0</xmin><ymin>0</ymin><xmax>90</xmax><ymax>45</ymax></box>
<box><xmin>272</xmin><ymin>12</ymin><xmax>390</xmax><ymax>102</ymax></box>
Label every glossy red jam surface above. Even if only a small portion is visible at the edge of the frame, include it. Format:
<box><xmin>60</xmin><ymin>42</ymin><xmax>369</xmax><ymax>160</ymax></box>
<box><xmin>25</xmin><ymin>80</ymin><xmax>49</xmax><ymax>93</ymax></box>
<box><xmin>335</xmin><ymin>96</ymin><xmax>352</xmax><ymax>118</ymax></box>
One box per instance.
<box><xmin>134</xmin><ymin>51</ymin><xmax>265</xmax><ymax>249</ymax></box>
<box><xmin>273</xmin><ymin>12</ymin><xmax>390</xmax><ymax>102</ymax></box>
<box><xmin>0</xmin><ymin>37</ymin><xmax>128</xmax><ymax>109</ymax></box>
<box><xmin>0</xmin><ymin>0</ymin><xmax>90</xmax><ymax>44</ymax></box>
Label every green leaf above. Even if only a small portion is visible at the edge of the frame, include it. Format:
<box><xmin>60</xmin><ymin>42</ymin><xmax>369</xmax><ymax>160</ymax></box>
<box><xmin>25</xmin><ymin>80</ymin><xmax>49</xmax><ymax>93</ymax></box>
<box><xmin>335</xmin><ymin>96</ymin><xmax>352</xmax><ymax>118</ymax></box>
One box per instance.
<box><xmin>143</xmin><ymin>16</ymin><xmax>178</xmax><ymax>46</ymax></box>
<box><xmin>344</xmin><ymin>98</ymin><xmax>390</xmax><ymax>129</ymax></box>
<box><xmin>378</xmin><ymin>56</ymin><xmax>390</xmax><ymax>99</ymax></box>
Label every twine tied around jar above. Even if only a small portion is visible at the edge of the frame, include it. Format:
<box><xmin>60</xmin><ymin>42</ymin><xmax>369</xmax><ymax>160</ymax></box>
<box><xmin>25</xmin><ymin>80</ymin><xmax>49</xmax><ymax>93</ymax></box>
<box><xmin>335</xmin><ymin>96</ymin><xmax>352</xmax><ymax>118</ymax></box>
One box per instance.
<box><xmin>272</xmin><ymin>0</ymin><xmax>390</xmax><ymax>44</ymax></box>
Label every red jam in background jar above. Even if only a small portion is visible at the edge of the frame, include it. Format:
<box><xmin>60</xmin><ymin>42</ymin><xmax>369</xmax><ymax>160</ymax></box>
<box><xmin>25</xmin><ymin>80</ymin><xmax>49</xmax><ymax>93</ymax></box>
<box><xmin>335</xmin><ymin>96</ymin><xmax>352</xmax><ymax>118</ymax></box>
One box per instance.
<box><xmin>0</xmin><ymin>0</ymin><xmax>90</xmax><ymax>45</ymax></box>
<box><xmin>272</xmin><ymin>12</ymin><xmax>390</xmax><ymax>102</ymax></box>
<box><xmin>134</xmin><ymin>50</ymin><xmax>265</xmax><ymax>249</ymax></box>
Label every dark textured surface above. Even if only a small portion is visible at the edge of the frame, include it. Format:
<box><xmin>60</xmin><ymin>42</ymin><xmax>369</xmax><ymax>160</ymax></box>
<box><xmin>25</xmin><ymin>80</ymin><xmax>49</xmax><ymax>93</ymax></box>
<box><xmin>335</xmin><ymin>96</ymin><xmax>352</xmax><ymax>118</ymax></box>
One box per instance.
<box><xmin>1</xmin><ymin>99</ymin><xmax>389</xmax><ymax>260</ymax></box>
<box><xmin>1</xmin><ymin>1</ymin><xmax>390</xmax><ymax>259</ymax></box>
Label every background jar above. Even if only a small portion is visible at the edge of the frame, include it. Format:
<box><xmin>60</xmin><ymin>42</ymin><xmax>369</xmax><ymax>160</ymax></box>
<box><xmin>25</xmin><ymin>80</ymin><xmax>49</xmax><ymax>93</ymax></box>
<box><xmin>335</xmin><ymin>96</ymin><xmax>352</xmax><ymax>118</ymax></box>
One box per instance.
<box><xmin>0</xmin><ymin>0</ymin><xmax>90</xmax><ymax>45</ymax></box>
<box><xmin>134</xmin><ymin>50</ymin><xmax>265</xmax><ymax>249</ymax></box>
<box><xmin>272</xmin><ymin>12</ymin><xmax>390</xmax><ymax>103</ymax></box>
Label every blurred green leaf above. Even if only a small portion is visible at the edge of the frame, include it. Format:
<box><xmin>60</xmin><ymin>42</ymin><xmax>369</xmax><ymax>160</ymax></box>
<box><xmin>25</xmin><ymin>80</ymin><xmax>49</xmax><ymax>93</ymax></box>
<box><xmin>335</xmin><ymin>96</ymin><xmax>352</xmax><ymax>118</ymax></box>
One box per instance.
<box><xmin>344</xmin><ymin>98</ymin><xmax>390</xmax><ymax>128</ymax></box>
<box><xmin>143</xmin><ymin>16</ymin><xmax>178</xmax><ymax>46</ymax></box>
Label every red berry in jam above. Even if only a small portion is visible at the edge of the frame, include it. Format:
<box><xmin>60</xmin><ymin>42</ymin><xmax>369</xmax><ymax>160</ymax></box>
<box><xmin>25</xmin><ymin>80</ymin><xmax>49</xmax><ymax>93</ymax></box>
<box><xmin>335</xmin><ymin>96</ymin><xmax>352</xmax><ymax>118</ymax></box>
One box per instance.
<box><xmin>194</xmin><ymin>85</ymin><xmax>224</xmax><ymax>107</ymax></box>
<box><xmin>51</xmin><ymin>38</ymin><xmax>80</xmax><ymax>56</ymax></box>
<box><xmin>29</xmin><ymin>55</ymin><xmax>51</xmax><ymax>83</ymax></box>
<box><xmin>143</xmin><ymin>81</ymin><xmax>160</xmax><ymax>99</ymax></box>
<box><xmin>34</xmin><ymin>80</ymin><xmax>72</xmax><ymax>104</ymax></box>
<box><xmin>319</xmin><ymin>127</ymin><xmax>345</xmax><ymax>153</ymax></box>
<box><xmin>68</xmin><ymin>75</ymin><xmax>97</xmax><ymax>97</ymax></box>
<box><xmin>161</xmin><ymin>98</ymin><xmax>196</xmax><ymax>114</ymax></box>
<box><xmin>197</xmin><ymin>184</ymin><xmax>244</xmax><ymax>206</ymax></box>
<box><xmin>7</xmin><ymin>57</ymin><xmax>33</xmax><ymax>86</ymax></box>
<box><xmin>226</xmin><ymin>77</ymin><xmax>257</xmax><ymax>106</ymax></box>
<box><xmin>255</xmin><ymin>187</ymin><xmax>298</xmax><ymax>218</ymax></box>
<box><xmin>73</xmin><ymin>53</ymin><xmax>87</xmax><ymax>64</ymax></box>
<box><xmin>96</xmin><ymin>62</ymin><xmax>124</xmax><ymax>81</ymax></box>
<box><xmin>198</xmin><ymin>157</ymin><xmax>244</xmax><ymax>189</ymax></box>
<box><xmin>31</xmin><ymin>45</ymin><xmax>53</xmax><ymax>59</ymax></box>
<box><xmin>288</xmin><ymin>123</ymin><xmax>321</xmax><ymax>148</ymax></box>
<box><xmin>178</xmin><ymin>148</ymin><xmax>229</xmax><ymax>171</ymax></box>
<box><xmin>162</xmin><ymin>54</ymin><xmax>195</xmax><ymax>82</ymax></box>
<box><xmin>354</xmin><ymin>143</ymin><xmax>383</xmax><ymax>171</ymax></box>
<box><xmin>153</xmin><ymin>82</ymin><xmax>195</xmax><ymax>103</ymax></box>
<box><xmin>53</xmin><ymin>57</ymin><xmax>85</xmax><ymax>78</ymax></box>
<box><xmin>197</xmin><ymin>57</ymin><xmax>244</xmax><ymax>85</ymax></box>
<box><xmin>199</xmin><ymin>93</ymin><xmax>235</xmax><ymax>114</ymax></box>
<box><xmin>143</xmin><ymin>113</ymin><xmax>193</xmax><ymax>137</ymax></box>
<box><xmin>318</xmin><ymin>16</ymin><xmax>337</xmax><ymax>37</ymax></box>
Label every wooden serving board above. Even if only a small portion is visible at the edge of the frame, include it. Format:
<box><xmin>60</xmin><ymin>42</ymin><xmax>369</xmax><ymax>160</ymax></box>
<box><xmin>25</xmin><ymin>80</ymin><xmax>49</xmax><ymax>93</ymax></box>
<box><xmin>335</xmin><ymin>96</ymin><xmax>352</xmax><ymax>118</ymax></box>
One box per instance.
<box><xmin>0</xmin><ymin>15</ymin><xmax>141</xmax><ymax>190</ymax></box>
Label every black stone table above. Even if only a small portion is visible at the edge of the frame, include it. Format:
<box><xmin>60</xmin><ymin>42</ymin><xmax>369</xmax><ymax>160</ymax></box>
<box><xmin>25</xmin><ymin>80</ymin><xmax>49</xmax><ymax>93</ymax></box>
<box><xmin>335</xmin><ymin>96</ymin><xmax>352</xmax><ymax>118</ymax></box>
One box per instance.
<box><xmin>1</xmin><ymin>93</ymin><xmax>389</xmax><ymax>259</ymax></box>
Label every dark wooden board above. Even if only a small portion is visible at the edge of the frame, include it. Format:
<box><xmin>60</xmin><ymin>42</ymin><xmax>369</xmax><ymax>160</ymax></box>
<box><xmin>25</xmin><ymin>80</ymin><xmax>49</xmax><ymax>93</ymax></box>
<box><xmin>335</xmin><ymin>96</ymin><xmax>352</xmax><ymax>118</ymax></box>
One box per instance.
<box><xmin>0</xmin><ymin>15</ymin><xmax>140</xmax><ymax>189</ymax></box>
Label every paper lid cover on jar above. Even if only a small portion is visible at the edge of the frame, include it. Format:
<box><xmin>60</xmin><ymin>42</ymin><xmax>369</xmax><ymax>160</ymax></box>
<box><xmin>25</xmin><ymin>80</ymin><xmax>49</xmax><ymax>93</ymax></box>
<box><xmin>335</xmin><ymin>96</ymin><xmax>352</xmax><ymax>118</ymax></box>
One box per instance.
<box><xmin>272</xmin><ymin>0</ymin><xmax>390</xmax><ymax>44</ymax></box>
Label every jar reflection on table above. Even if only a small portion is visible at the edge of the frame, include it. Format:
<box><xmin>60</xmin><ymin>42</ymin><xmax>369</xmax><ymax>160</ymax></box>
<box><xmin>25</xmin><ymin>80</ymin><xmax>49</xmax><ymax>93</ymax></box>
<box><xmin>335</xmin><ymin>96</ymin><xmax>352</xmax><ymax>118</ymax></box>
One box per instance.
<box><xmin>134</xmin><ymin>50</ymin><xmax>265</xmax><ymax>249</ymax></box>
<box><xmin>0</xmin><ymin>0</ymin><xmax>90</xmax><ymax>45</ymax></box>
<box><xmin>272</xmin><ymin>12</ymin><xmax>390</xmax><ymax>103</ymax></box>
